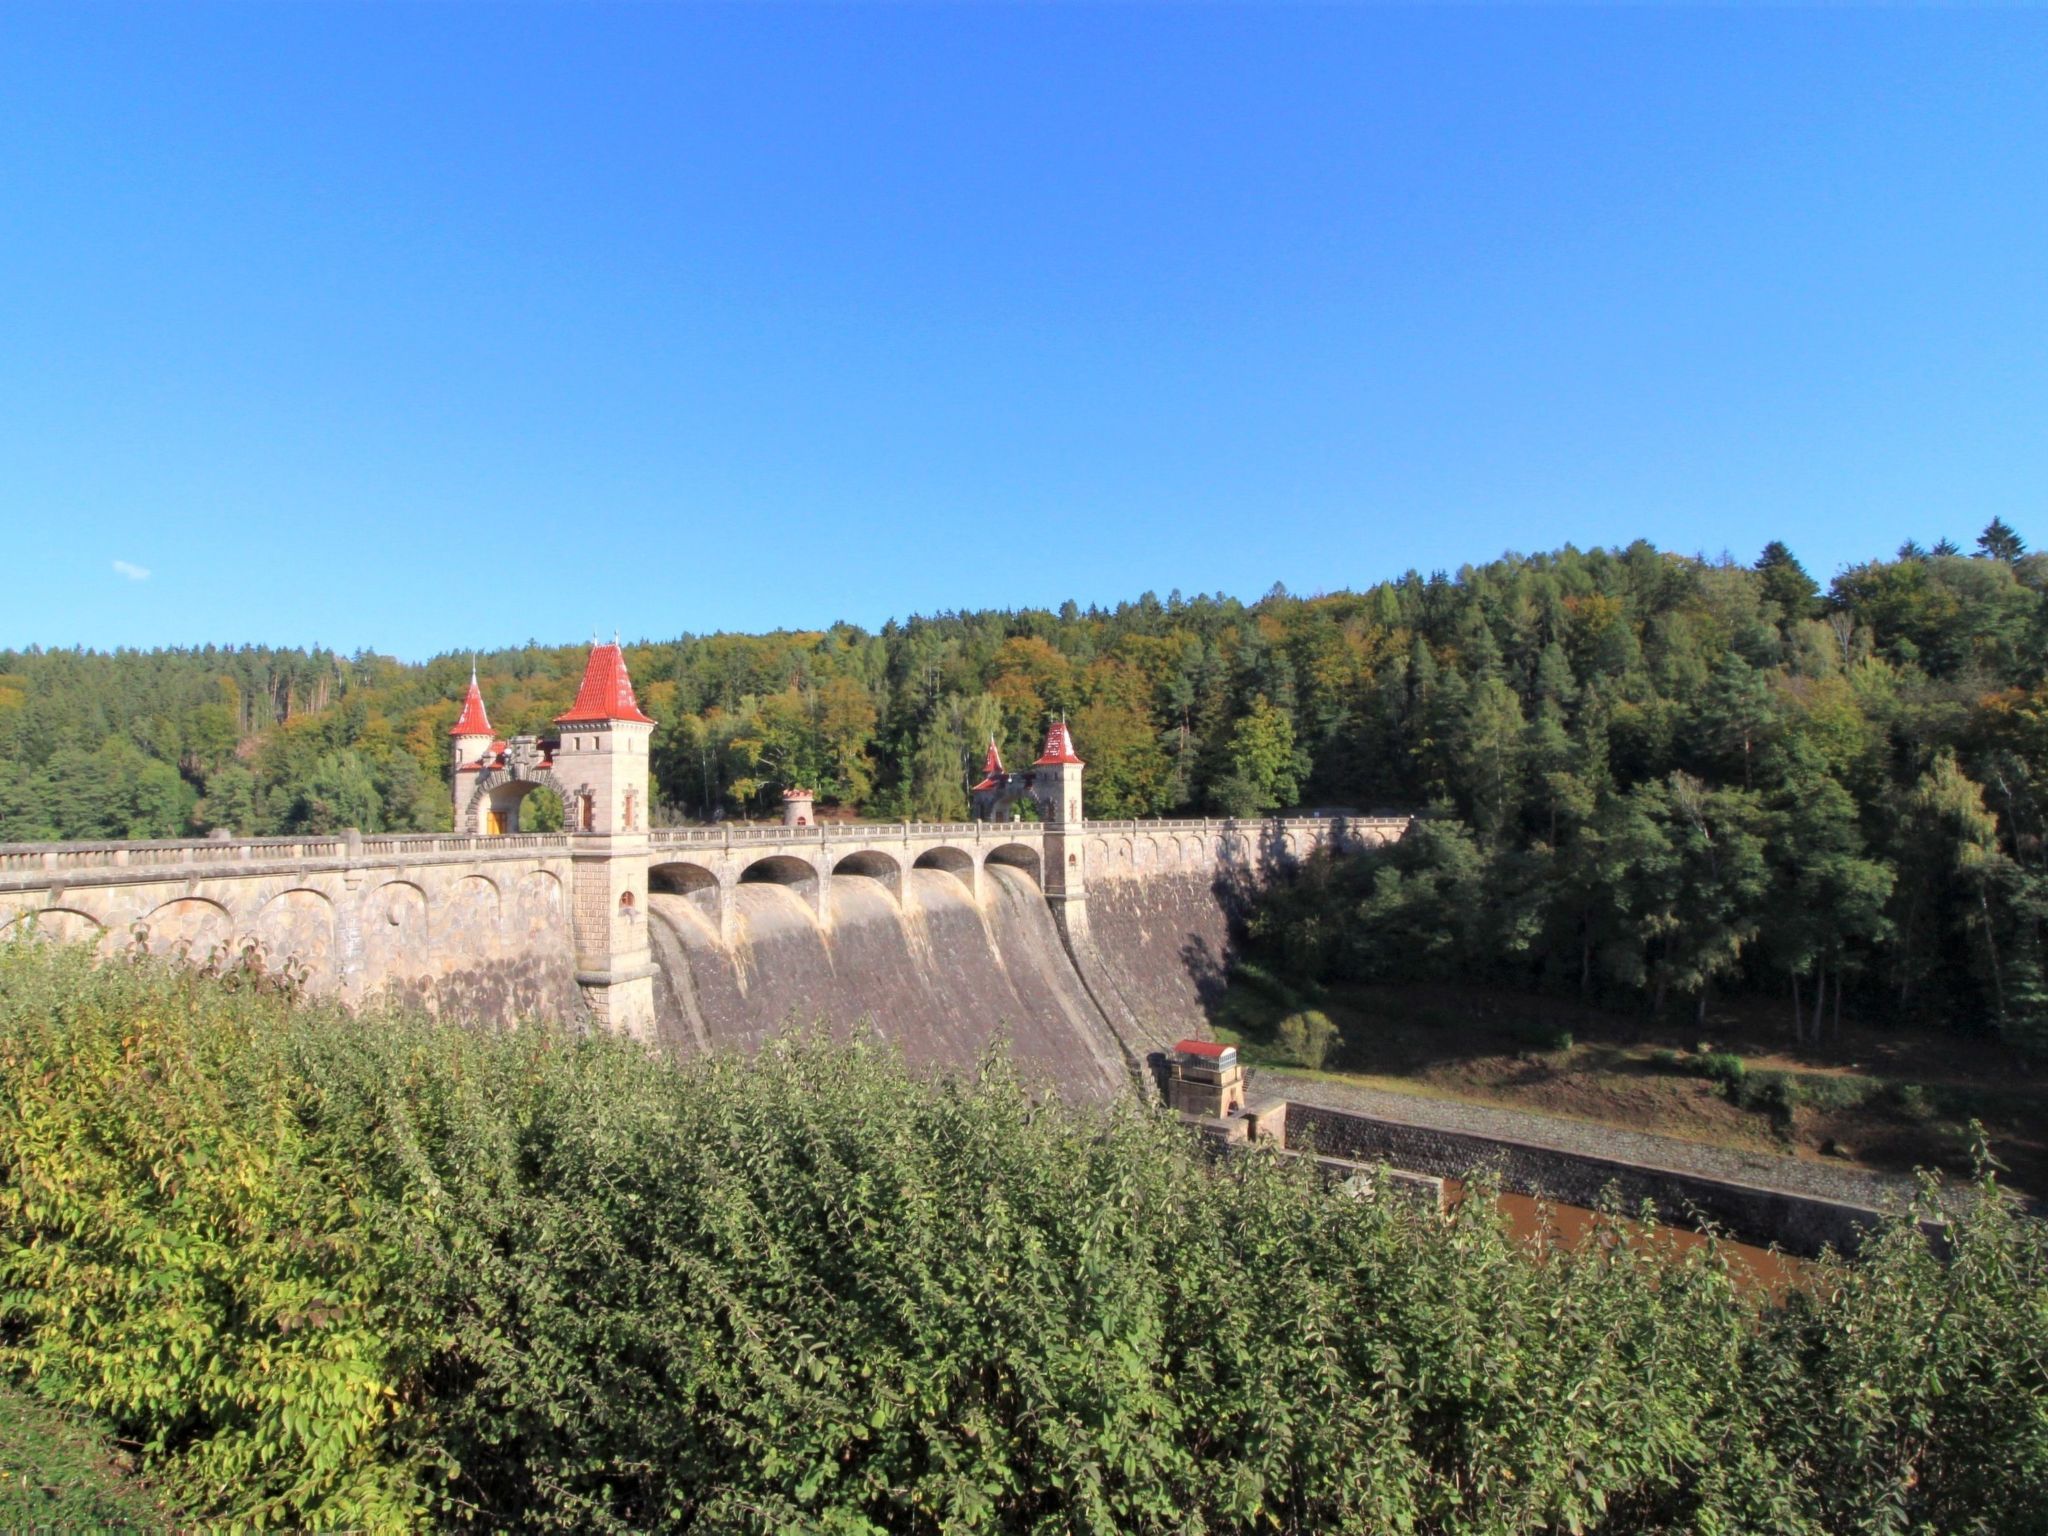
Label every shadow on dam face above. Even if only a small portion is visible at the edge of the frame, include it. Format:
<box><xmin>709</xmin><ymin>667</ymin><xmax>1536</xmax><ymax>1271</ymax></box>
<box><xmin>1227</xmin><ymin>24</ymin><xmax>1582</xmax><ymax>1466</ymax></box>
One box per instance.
<box><xmin>646</xmin><ymin>864</ymin><xmax>1130</xmax><ymax>1100</ymax></box>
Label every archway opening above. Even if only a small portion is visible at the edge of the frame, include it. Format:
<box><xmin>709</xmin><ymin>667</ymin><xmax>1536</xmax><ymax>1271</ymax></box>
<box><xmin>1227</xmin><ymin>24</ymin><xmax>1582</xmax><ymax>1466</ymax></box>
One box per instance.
<box><xmin>984</xmin><ymin>843</ymin><xmax>1042</xmax><ymax>888</ymax></box>
<box><xmin>912</xmin><ymin>845</ymin><xmax>976</xmax><ymax>895</ymax></box>
<box><xmin>832</xmin><ymin>850</ymin><xmax>902</xmax><ymax>904</ymax></box>
<box><xmin>739</xmin><ymin>855</ymin><xmax>819</xmax><ymax>892</ymax></box>
<box><xmin>649</xmin><ymin>861</ymin><xmax>721</xmax><ymax>924</ymax></box>
<box><xmin>485</xmin><ymin>779</ymin><xmax>565</xmax><ymax>835</ymax></box>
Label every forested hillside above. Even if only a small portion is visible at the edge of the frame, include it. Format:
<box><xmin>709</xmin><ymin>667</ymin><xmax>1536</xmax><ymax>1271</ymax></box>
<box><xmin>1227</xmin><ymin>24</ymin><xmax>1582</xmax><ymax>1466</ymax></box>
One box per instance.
<box><xmin>6</xmin><ymin>521</ymin><xmax>2048</xmax><ymax>1043</ymax></box>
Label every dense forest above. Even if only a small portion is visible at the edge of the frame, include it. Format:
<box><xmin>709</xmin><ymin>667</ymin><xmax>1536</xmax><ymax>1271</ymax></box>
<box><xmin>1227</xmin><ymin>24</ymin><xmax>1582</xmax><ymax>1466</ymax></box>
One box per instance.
<box><xmin>6</xmin><ymin>520</ymin><xmax>2048</xmax><ymax>1045</ymax></box>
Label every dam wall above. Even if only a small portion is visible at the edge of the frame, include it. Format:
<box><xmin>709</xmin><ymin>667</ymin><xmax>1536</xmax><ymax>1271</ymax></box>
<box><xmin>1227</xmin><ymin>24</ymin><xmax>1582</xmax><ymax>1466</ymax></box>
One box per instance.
<box><xmin>0</xmin><ymin>816</ymin><xmax>1409</xmax><ymax>1095</ymax></box>
<box><xmin>0</xmin><ymin>832</ymin><xmax>581</xmax><ymax>1022</ymax></box>
<box><xmin>647</xmin><ymin>865</ymin><xmax>1130</xmax><ymax>1100</ymax></box>
<box><xmin>1074</xmin><ymin>818</ymin><xmax>1407</xmax><ymax>1060</ymax></box>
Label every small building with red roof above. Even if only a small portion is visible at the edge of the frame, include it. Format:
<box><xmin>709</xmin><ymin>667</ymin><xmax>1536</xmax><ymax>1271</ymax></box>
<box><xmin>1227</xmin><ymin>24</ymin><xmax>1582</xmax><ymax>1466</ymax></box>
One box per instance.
<box><xmin>1164</xmin><ymin>1036</ymin><xmax>1247</xmax><ymax>1119</ymax></box>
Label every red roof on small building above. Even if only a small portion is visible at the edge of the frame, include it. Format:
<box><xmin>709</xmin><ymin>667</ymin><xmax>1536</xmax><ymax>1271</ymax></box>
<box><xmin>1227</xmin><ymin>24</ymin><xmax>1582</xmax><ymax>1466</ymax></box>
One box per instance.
<box><xmin>1173</xmin><ymin>1038</ymin><xmax>1231</xmax><ymax>1060</ymax></box>
<box><xmin>971</xmin><ymin>735</ymin><xmax>1006</xmax><ymax>792</ymax></box>
<box><xmin>1033</xmin><ymin>719</ymin><xmax>1083</xmax><ymax>766</ymax></box>
<box><xmin>450</xmin><ymin>674</ymin><xmax>493</xmax><ymax>737</ymax></box>
<box><xmin>555</xmin><ymin>642</ymin><xmax>656</xmax><ymax>726</ymax></box>
<box><xmin>782</xmin><ymin>787</ymin><xmax>815</xmax><ymax>800</ymax></box>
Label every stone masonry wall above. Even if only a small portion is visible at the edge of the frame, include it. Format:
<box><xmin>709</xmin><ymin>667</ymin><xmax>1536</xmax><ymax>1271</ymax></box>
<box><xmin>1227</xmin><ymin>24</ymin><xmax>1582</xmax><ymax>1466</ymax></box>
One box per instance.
<box><xmin>1284</xmin><ymin>1101</ymin><xmax>1894</xmax><ymax>1258</ymax></box>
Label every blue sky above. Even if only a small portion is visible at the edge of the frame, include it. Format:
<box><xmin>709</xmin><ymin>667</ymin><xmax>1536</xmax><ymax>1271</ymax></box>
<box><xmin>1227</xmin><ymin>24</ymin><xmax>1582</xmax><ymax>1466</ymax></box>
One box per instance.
<box><xmin>2</xmin><ymin>4</ymin><xmax>2043</xmax><ymax>660</ymax></box>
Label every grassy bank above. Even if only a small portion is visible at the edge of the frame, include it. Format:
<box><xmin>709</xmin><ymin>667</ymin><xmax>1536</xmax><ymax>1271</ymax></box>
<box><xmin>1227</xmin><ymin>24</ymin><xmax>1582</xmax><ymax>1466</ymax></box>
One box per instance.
<box><xmin>1210</xmin><ymin>968</ymin><xmax>2047</xmax><ymax>1195</ymax></box>
<box><xmin>0</xmin><ymin>1380</ymin><xmax>166</xmax><ymax>1529</ymax></box>
<box><xmin>1</xmin><ymin>938</ymin><xmax>2044</xmax><ymax>1532</ymax></box>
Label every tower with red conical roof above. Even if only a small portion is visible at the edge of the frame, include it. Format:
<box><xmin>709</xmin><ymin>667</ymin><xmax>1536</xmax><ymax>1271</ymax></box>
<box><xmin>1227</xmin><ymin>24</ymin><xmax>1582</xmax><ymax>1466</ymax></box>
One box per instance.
<box><xmin>553</xmin><ymin>638</ymin><xmax>656</xmax><ymax>837</ymax></box>
<box><xmin>449</xmin><ymin>665</ymin><xmax>501</xmax><ymax>829</ymax></box>
<box><xmin>968</xmin><ymin>735</ymin><xmax>1012</xmax><ymax>821</ymax></box>
<box><xmin>1031</xmin><ymin>716</ymin><xmax>1088</xmax><ymax>922</ymax></box>
<box><xmin>553</xmin><ymin>639</ymin><xmax>659</xmax><ymax>1038</ymax></box>
<box><xmin>1031</xmin><ymin>717</ymin><xmax>1084</xmax><ymax>827</ymax></box>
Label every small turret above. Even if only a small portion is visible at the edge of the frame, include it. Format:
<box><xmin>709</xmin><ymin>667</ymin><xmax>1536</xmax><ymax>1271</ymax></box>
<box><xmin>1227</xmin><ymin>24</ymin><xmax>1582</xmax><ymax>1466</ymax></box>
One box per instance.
<box><xmin>450</xmin><ymin>665</ymin><xmax>496</xmax><ymax>828</ymax></box>
<box><xmin>971</xmin><ymin>735</ymin><xmax>1005</xmax><ymax>793</ymax></box>
<box><xmin>1031</xmin><ymin>718</ymin><xmax>1084</xmax><ymax>826</ymax></box>
<box><xmin>782</xmin><ymin>787</ymin><xmax>816</xmax><ymax>827</ymax></box>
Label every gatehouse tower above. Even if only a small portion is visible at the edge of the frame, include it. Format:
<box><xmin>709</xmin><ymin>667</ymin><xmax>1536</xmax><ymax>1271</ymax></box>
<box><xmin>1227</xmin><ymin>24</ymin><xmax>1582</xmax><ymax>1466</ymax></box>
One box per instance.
<box><xmin>447</xmin><ymin>642</ymin><xmax>659</xmax><ymax>1037</ymax></box>
<box><xmin>553</xmin><ymin>641</ymin><xmax>658</xmax><ymax>1037</ymax></box>
<box><xmin>1032</xmin><ymin>718</ymin><xmax>1087</xmax><ymax>935</ymax></box>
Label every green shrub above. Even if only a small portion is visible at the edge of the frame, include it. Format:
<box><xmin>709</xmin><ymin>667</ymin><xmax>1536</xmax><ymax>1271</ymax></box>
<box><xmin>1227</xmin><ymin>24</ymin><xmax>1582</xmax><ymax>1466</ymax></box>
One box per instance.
<box><xmin>1699</xmin><ymin>1051</ymin><xmax>1748</xmax><ymax>1090</ymax></box>
<box><xmin>1649</xmin><ymin>1047</ymin><xmax>1684</xmax><ymax>1073</ymax></box>
<box><xmin>0</xmin><ymin>942</ymin><xmax>435</xmax><ymax>1529</ymax></box>
<box><xmin>1792</xmin><ymin>1073</ymin><xmax>1883</xmax><ymax>1114</ymax></box>
<box><xmin>1738</xmin><ymin>1069</ymin><xmax>1801</xmax><ymax>1128</ymax></box>
<box><xmin>1275</xmin><ymin>1009</ymin><xmax>1340</xmax><ymax>1070</ymax></box>
<box><xmin>1888</xmin><ymin>1081</ymin><xmax>1936</xmax><ymax>1121</ymax></box>
<box><xmin>1507</xmin><ymin>1019</ymin><xmax>1573</xmax><ymax>1053</ymax></box>
<box><xmin>3</xmin><ymin>940</ymin><xmax>2046</xmax><ymax>1534</ymax></box>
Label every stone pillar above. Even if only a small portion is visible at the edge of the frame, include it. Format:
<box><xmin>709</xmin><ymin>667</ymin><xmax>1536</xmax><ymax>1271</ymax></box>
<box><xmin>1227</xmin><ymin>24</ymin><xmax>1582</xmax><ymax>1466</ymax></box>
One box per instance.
<box><xmin>569</xmin><ymin>832</ymin><xmax>656</xmax><ymax>1039</ymax></box>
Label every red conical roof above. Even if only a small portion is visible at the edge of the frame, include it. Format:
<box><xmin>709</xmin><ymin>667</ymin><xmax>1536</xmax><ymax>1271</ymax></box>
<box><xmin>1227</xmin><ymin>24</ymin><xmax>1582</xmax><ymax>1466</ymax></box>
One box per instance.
<box><xmin>971</xmin><ymin>734</ymin><xmax>1006</xmax><ymax>792</ymax></box>
<box><xmin>450</xmin><ymin>672</ymin><xmax>493</xmax><ymax>737</ymax></box>
<box><xmin>1033</xmin><ymin>719</ymin><xmax>1083</xmax><ymax>766</ymax></box>
<box><xmin>555</xmin><ymin>642</ymin><xmax>656</xmax><ymax>726</ymax></box>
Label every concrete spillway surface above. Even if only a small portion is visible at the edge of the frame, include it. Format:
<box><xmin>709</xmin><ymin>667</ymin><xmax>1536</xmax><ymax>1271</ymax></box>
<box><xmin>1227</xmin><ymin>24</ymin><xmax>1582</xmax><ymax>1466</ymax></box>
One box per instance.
<box><xmin>1079</xmin><ymin>870</ymin><xmax>1249</xmax><ymax>1057</ymax></box>
<box><xmin>645</xmin><ymin>865</ymin><xmax>1131</xmax><ymax>1101</ymax></box>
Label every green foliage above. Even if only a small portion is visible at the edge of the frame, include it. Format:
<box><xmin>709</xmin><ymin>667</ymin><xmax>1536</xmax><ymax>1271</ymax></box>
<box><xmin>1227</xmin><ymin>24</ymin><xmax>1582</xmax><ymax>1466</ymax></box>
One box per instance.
<box><xmin>0</xmin><ymin>942</ymin><xmax>434</xmax><ymax>1528</ymax></box>
<box><xmin>1274</xmin><ymin>1008</ymin><xmax>1339</xmax><ymax>1070</ymax></box>
<box><xmin>1737</xmin><ymin>1069</ymin><xmax>1799</xmax><ymax>1128</ymax></box>
<box><xmin>2</xmin><ymin>945</ymin><xmax>2047</xmax><ymax>1532</ymax></box>
<box><xmin>1508</xmin><ymin>1019</ymin><xmax>1573</xmax><ymax>1053</ymax></box>
<box><xmin>1700</xmin><ymin>1051</ymin><xmax>1748</xmax><ymax>1090</ymax></box>
<box><xmin>0</xmin><ymin>1381</ymin><xmax>168</xmax><ymax>1529</ymax></box>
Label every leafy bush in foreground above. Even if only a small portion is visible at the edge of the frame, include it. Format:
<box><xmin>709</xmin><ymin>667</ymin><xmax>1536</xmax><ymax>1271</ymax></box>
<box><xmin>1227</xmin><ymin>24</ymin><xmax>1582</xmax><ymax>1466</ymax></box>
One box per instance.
<box><xmin>0</xmin><ymin>939</ymin><xmax>2044</xmax><ymax>1533</ymax></box>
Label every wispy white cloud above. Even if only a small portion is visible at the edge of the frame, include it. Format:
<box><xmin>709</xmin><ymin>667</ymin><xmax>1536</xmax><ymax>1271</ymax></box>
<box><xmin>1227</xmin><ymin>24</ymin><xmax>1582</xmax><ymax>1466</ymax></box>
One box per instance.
<box><xmin>112</xmin><ymin>559</ymin><xmax>151</xmax><ymax>582</ymax></box>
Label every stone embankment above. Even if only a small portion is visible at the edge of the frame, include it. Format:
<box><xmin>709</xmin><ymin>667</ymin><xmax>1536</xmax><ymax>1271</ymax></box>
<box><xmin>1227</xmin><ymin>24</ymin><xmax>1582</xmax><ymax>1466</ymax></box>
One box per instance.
<box><xmin>1260</xmin><ymin>1070</ymin><xmax>1928</xmax><ymax>1258</ymax></box>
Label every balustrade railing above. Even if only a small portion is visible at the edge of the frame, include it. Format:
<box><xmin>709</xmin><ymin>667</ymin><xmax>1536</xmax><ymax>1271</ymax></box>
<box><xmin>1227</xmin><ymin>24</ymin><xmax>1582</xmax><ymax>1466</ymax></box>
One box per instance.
<box><xmin>1</xmin><ymin>810</ymin><xmax>1412</xmax><ymax>884</ymax></box>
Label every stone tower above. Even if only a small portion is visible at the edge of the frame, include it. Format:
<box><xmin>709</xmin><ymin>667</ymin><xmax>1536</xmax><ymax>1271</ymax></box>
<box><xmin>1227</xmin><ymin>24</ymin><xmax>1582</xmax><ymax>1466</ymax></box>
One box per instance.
<box><xmin>1031</xmin><ymin>718</ymin><xmax>1087</xmax><ymax>929</ymax></box>
<box><xmin>449</xmin><ymin>666</ymin><xmax>496</xmax><ymax>827</ymax></box>
<box><xmin>553</xmin><ymin>641</ymin><xmax>658</xmax><ymax>1038</ymax></box>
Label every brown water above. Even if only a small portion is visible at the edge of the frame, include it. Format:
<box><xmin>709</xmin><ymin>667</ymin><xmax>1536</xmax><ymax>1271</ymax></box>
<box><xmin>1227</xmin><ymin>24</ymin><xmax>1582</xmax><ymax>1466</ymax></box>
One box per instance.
<box><xmin>1451</xmin><ymin>1184</ymin><xmax>1805</xmax><ymax>1296</ymax></box>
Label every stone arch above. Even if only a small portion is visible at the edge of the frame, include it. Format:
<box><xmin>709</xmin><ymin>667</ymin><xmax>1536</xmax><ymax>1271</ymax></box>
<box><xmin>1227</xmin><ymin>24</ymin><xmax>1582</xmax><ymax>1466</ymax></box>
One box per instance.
<box><xmin>248</xmin><ymin>888</ymin><xmax>335</xmax><ymax>976</ymax></box>
<box><xmin>463</xmin><ymin>768</ymin><xmax>580</xmax><ymax>834</ymax></box>
<box><xmin>444</xmin><ymin>874</ymin><xmax>503</xmax><ymax>940</ymax></box>
<box><xmin>738</xmin><ymin>853</ymin><xmax>822</xmax><ymax>923</ymax></box>
<box><xmin>651</xmin><ymin>859</ymin><xmax>723</xmax><ymax>927</ymax></box>
<box><xmin>739</xmin><ymin>854</ymin><xmax>820</xmax><ymax>892</ymax></box>
<box><xmin>362</xmin><ymin>880</ymin><xmax>429</xmax><ymax>984</ymax></box>
<box><xmin>650</xmin><ymin>860</ymin><xmax>720</xmax><ymax>897</ymax></box>
<box><xmin>0</xmin><ymin>906</ymin><xmax>108</xmax><ymax>950</ymax></box>
<box><xmin>912</xmin><ymin>845</ymin><xmax>978</xmax><ymax>897</ymax></box>
<box><xmin>983</xmin><ymin>842</ymin><xmax>1041</xmax><ymax>888</ymax></box>
<box><xmin>832</xmin><ymin>850</ymin><xmax>902</xmax><ymax>904</ymax></box>
<box><xmin>512</xmin><ymin>869</ymin><xmax>567</xmax><ymax>942</ymax></box>
<box><xmin>139</xmin><ymin>896</ymin><xmax>232</xmax><ymax>959</ymax></box>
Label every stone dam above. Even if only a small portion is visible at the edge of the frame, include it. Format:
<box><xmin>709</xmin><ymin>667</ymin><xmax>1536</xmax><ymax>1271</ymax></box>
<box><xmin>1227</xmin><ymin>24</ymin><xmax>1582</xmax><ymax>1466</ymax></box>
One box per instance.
<box><xmin>0</xmin><ymin>814</ymin><xmax>1407</xmax><ymax>1102</ymax></box>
